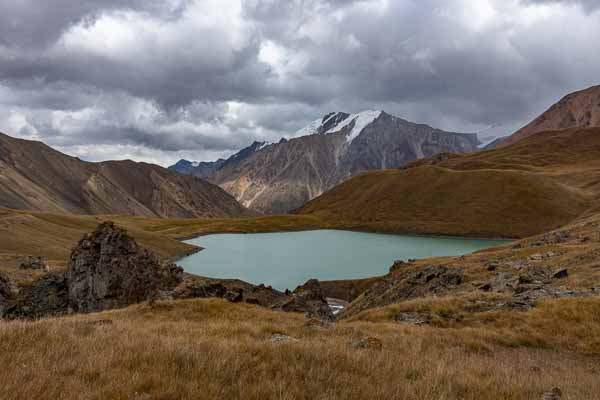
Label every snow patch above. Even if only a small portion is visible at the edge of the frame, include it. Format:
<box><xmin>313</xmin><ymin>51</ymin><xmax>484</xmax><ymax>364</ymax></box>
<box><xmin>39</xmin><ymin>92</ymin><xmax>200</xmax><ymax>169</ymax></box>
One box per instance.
<box><xmin>294</xmin><ymin>118</ymin><xmax>324</xmax><ymax>137</ymax></box>
<box><xmin>257</xmin><ymin>141</ymin><xmax>273</xmax><ymax>151</ymax></box>
<box><xmin>191</xmin><ymin>161</ymin><xmax>200</xmax><ymax>167</ymax></box>
<box><xmin>325</xmin><ymin>110</ymin><xmax>382</xmax><ymax>143</ymax></box>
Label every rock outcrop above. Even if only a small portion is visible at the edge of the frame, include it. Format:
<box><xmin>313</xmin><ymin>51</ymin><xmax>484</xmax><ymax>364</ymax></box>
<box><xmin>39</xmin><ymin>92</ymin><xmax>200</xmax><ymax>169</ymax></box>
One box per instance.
<box><xmin>5</xmin><ymin>222</ymin><xmax>337</xmax><ymax>320</ymax></box>
<box><xmin>8</xmin><ymin>272</ymin><xmax>69</xmax><ymax>318</ymax></box>
<box><xmin>274</xmin><ymin>279</ymin><xmax>334</xmax><ymax>320</ymax></box>
<box><xmin>67</xmin><ymin>221</ymin><xmax>184</xmax><ymax>313</ymax></box>
<box><xmin>0</xmin><ymin>271</ymin><xmax>12</xmax><ymax>317</ymax></box>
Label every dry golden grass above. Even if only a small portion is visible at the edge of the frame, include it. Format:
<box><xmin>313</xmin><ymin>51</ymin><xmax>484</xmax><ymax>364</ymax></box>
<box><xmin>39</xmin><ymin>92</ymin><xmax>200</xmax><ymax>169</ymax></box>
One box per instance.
<box><xmin>0</xmin><ymin>209</ymin><xmax>198</xmax><ymax>277</ymax></box>
<box><xmin>0</xmin><ymin>299</ymin><xmax>600</xmax><ymax>400</ymax></box>
<box><xmin>349</xmin><ymin>294</ymin><xmax>600</xmax><ymax>355</ymax></box>
<box><xmin>1</xmin><ymin>297</ymin><xmax>599</xmax><ymax>400</ymax></box>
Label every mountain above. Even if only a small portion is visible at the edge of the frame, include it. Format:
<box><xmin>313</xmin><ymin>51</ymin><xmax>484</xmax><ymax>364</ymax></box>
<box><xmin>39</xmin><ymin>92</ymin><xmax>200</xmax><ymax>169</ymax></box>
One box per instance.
<box><xmin>496</xmin><ymin>85</ymin><xmax>600</xmax><ymax>147</ymax></box>
<box><xmin>169</xmin><ymin>140</ymin><xmax>271</xmax><ymax>178</ymax></box>
<box><xmin>0</xmin><ymin>132</ymin><xmax>254</xmax><ymax>218</ymax></box>
<box><xmin>202</xmin><ymin>111</ymin><xmax>479</xmax><ymax>214</ymax></box>
<box><xmin>168</xmin><ymin>159</ymin><xmax>226</xmax><ymax>179</ymax></box>
<box><xmin>297</xmin><ymin>126</ymin><xmax>600</xmax><ymax>238</ymax></box>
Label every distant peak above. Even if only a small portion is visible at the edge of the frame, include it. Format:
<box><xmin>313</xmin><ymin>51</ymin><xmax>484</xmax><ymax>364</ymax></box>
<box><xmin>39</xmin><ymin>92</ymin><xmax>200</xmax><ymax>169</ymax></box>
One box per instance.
<box><xmin>325</xmin><ymin>110</ymin><xmax>383</xmax><ymax>143</ymax></box>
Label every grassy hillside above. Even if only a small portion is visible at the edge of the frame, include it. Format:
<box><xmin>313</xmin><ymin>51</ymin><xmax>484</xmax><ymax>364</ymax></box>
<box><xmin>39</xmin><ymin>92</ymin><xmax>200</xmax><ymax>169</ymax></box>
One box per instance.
<box><xmin>0</xmin><ymin>297</ymin><xmax>599</xmax><ymax>400</ymax></box>
<box><xmin>297</xmin><ymin>127</ymin><xmax>600</xmax><ymax>238</ymax></box>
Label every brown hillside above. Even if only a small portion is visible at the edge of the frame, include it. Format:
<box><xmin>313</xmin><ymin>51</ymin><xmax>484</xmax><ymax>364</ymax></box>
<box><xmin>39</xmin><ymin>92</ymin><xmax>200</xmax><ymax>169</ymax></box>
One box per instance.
<box><xmin>498</xmin><ymin>84</ymin><xmax>600</xmax><ymax>147</ymax></box>
<box><xmin>297</xmin><ymin>127</ymin><xmax>600</xmax><ymax>238</ymax></box>
<box><xmin>0</xmin><ymin>133</ymin><xmax>253</xmax><ymax>219</ymax></box>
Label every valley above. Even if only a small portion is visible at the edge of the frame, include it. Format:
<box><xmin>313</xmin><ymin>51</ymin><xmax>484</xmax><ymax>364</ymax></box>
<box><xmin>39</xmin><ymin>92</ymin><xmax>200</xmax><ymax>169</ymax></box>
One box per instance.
<box><xmin>2</xmin><ymin>86</ymin><xmax>600</xmax><ymax>400</ymax></box>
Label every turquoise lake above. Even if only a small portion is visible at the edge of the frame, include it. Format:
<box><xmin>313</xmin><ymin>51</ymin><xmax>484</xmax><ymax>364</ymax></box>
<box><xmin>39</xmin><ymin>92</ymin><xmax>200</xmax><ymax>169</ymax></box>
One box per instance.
<box><xmin>179</xmin><ymin>230</ymin><xmax>508</xmax><ymax>291</ymax></box>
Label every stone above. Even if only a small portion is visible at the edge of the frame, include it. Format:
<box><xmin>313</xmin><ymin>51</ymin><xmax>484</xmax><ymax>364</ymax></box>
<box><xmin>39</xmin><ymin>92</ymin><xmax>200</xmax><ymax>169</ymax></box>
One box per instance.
<box><xmin>13</xmin><ymin>272</ymin><xmax>69</xmax><ymax>318</ymax></box>
<box><xmin>67</xmin><ymin>221</ymin><xmax>182</xmax><ymax>313</ymax></box>
<box><xmin>23</xmin><ymin>257</ymin><xmax>47</xmax><ymax>271</ymax></box>
<box><xmin>353</xmin><ymin>337</ymin><xmax>383</xmax><ymax>350</ymax></box>
<box><xmin>486</xmin><ymin>261</ymin><xmax>500</xmax><ymax>271</ymax></box>
<box><xmin>529</xmin><ymin>254</ymin><xmax>544</xmax><ymax>262</ymax></box>
<box><xmin>269</xmin><ymin>334</ymin><xmax>299</xmax><ymax>343</ymax></box>
<box><xmin>224</xmin><ymin>288</ymin><xmax>244</xmax><ymax>303</ymax></box>
<box><xmin>552</xmin><ymin>268</ymin><xmax>568</xmax><ymax>279</ymax></box>
<box><xmin>394</xmin><ymin>312</ymin><xmax>431</xmax><ymax>325</ymax></box>
<box><xmin>0</xmin><ymin>272</ymin><xmax>13</xmax><ymax>317</ymax></box>
<box><xmin>275</xmin><ymin>279</ymin><xmax>334</xmax><ymax>320</ymax></box>
<box><xmin>542</xmin><ymin>387</ymin><xmax>562</xmax><ymax>400</ymax></box>
<box><xmin>389</xmin><ymin>260</ymin><xmax>408</xmax><ymax>273</ymax></box>
<box><xmin>19</xmin><ymin>256</ymin><xmax>49</xmax><ymax>271</ymax></box>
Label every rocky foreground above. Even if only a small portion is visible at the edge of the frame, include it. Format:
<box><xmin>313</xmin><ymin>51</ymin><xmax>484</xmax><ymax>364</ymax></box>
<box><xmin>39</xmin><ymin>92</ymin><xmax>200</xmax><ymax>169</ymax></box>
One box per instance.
<box><xmin>0</xmin><ymin>222</ymin><xmax>333</xmax><ymax>320</ymax></box>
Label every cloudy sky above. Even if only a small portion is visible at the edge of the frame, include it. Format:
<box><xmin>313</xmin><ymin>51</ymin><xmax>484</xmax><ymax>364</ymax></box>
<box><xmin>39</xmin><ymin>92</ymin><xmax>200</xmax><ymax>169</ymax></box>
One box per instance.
<box><xmin>0</xmin><ymin>0</ymin><xmax>599</xmax><ymax>166</ymax></box>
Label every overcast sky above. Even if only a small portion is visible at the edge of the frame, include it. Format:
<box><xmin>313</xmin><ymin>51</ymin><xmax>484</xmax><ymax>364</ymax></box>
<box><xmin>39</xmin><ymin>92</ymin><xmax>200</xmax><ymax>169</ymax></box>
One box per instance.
<box><xmin>0</xmin><ymin>0</ymin><xmax>598</xmax><ymax>166</ymax></box>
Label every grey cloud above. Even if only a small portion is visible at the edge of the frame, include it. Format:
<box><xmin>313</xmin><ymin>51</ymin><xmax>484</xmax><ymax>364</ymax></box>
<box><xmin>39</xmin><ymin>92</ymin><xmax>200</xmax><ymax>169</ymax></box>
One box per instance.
<box><xmin>0</xmin><ymin>0</ymin><xmax>189</xmax><ymax>49</ymax></box>
<box><xmin>523</xmin><ymin>0</ymin><xmax>600</xmax><ymax>12</ymax></box>
<box><xmin>0</xmin><ymin>0</ymin><xmax>599</xmax><ymax>165</ymax></box>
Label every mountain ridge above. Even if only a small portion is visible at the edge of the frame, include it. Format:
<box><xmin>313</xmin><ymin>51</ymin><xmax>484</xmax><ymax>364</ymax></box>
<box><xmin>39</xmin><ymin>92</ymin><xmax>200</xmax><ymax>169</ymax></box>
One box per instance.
<box><xmin>172</xmin><ymin>110</ymin><xmax>480</xmax><ymax>214</ymax></box>
<box><xmin>0</xmin><ymin>132</ymin><xmax>254</xmax><ymax>219</ymax></box>
<box><xmin>495</xmin><ymin>84</ymin><xmax>600</xmax><ymax>147</ymax></box>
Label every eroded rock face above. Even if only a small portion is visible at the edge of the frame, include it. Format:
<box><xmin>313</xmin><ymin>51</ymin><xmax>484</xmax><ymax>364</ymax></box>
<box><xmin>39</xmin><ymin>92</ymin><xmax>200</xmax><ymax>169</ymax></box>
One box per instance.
<box><xmin>10</xmin><ymin>272</ymin><xmax>68</xmax><ymax>318</ymax></box>
<box><xmin>67</xmin><ymin>221</ymin><xmax>183</xmax><ymax>313</ymax></box>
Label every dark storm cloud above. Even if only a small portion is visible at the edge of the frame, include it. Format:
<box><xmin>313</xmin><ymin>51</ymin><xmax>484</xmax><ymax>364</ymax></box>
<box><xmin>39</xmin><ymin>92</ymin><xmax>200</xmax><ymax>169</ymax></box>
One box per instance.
<box><xmin>0</xmin><ymin>0</ymin><xmax>599</xmax><ymax>165</ymax></box>
<box><xmin>0</xmin><ymin>0</ymin><xmax>191</xmax><ymax>49</ymax></box>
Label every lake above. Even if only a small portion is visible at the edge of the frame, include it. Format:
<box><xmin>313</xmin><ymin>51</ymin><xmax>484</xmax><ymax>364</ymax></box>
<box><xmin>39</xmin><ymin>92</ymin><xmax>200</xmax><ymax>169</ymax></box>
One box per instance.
<box><xmin>179</xmin><ymin>230</ymin><xmax>508</xmax><ymax>291</ymax></box>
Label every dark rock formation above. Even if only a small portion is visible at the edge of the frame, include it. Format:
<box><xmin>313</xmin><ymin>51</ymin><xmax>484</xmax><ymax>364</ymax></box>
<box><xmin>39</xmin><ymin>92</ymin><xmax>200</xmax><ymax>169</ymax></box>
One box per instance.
<box><xmin>0</xmin><ymin>272</ymin><xmax>12</xmax><ymax>317</ymax></box>
<box><xmin>67</xmin><ymin>221</ymin><xmax>183</xmax><ymax>313</ymax></box>
<box><xmin>19</xmin><ymin>256</ymin><xmax>49</xmax><ymax>271</ymax></box>
<box><xmin>10</xmin><ymin>272</ymin><xmax>68</xmax><ymax>318</ymax></box>
<box><xmin>274</xmin><ymin>279</ymin><xmax>334</xmax><ymax>320</ymax></box>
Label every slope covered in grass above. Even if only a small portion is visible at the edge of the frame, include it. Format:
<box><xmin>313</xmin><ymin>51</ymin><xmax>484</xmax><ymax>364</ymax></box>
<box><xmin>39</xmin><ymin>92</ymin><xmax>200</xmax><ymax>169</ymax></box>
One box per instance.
<box><xmin>297</xmin><ymin>127</ymin><xmax>600</xmax><ymax>238</ymax></box>
<box><xmin>0</xmin><ymin>297</ymin><xmax>599</xmax><ymax>400</ymax></box>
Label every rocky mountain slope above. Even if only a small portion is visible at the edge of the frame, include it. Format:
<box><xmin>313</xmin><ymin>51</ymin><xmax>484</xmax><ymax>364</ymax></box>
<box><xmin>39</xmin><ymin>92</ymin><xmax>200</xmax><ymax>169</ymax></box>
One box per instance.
<box><xmin>0</xmin><ymin>132</ymin><xmax>253</xmax><ymax>218</ymax></box>
<box><xmin>176</xmin><ymin>111</ymin><xmax>479</xmax><ymax>214</ymax></box>
<box><xmin>496</xmin><ymin>85</ymin><xmax>600</xmax><ymax>147</ymax></box>
<box><xmin>297</xmin><ymin>127</ymin><xmax>600</xmax><ymax>238</ymax></box>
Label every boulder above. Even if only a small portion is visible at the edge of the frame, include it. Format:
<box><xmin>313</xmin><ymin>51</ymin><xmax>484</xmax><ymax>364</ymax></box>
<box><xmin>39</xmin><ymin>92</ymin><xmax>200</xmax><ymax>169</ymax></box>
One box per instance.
<box><xmin>0</xmin><ymin>272</ymin><xmax>13</xmax><ymax>317</ymax></box>
<box><xmin>552</xmin><ymin>268</ymin><xmax>568</xmax><ymax>279</ymax></box>
<box><xmin>275</xmin><ymin>279</ymin><xmax>334</xmax><ymax>320</ymax></box>
<box><xmin>10</xmin><ymin>272</ymin><xmax>68</xmax><ymax>318</ymax></box>
<box><xmin>67</xmin><ymin>221</ymin><xmax>183</xmax><ymax>313</ymax></box>
<box><xmin>224</xmin><ymin>288</ymin><xmax>244</xmax><ymax>303</ymax></box>
<box><xmin>19</xmin><ymin>256</ymin><xmax>49</xmax><ymax>271</ymax></box>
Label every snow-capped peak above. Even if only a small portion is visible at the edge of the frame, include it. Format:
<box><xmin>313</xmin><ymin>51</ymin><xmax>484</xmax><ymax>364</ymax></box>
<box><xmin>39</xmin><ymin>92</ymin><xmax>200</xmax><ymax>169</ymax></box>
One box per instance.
<box><xmin>325</xmin><ymin>110</ymin><xmax>383</xmax><ymax>143</ymax></box>
<box><xmin>191</xmin><ymin>161</ymin><xmax>200</xmax><ymax>167</ymax></box>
